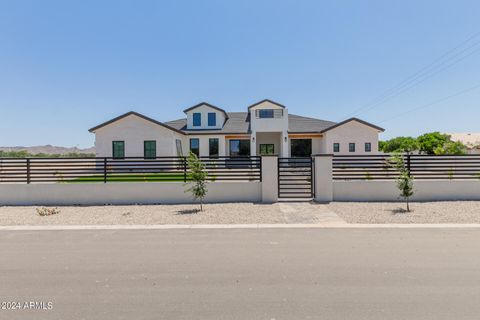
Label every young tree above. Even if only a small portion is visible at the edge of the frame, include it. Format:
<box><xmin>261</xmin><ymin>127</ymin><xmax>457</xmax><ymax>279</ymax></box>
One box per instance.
<box><xmin>389</xmin><ymin>153</ymin><xmax>414</xmax><ymax>212</ymax></box>
<box><xmin>184</xmin><ymin>152</ymin><xmax>208</xmax><ymax>212</ymax></box>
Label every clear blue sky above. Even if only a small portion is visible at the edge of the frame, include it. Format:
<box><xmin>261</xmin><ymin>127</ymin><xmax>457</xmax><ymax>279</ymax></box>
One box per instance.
<box><xmin>1</xmin><ymin>0</ymin><xmax>479</xmax><ymax>148</ymax></box>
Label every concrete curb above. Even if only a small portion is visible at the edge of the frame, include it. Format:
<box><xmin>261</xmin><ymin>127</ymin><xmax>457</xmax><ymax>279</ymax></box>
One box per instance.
<box><xmin>2</xmin><ymin>223</ymin><xmax>480</xmax><ymax>231</ymax></box>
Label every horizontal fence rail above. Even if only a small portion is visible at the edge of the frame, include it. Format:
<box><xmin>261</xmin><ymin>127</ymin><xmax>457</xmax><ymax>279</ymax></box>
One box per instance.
<box><xmin>278</xmin><ymin>157</ymin><xmax>314</xmax><ymax>199</ymax></box>
<box><xmin>0</xmin><ymin>156</ymin><xmax>262</xmax><ymax>184</ymax></box>
<box><xmin>333</xmin><ymin>154</ymin><xmax>480</xmax><ymax>180</ymax></box>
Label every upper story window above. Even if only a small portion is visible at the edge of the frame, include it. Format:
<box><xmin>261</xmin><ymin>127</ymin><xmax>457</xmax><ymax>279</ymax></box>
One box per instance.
<box><xmin>208</xmin><ymin>113</ymin><xmax>216</xmax><ymax>126</ymax></box>
<box><xmin>255</xmin><ymin>109</ymin><xmax>283</xmax><ymax>119</ymax></box>
<box><xmin>258</xmin><ymin>109</ymin><xmax>274</xmax><ymax>118</ymax></box>
<box><xmin>193</xmin><ymin>113</ymin><xmax>201</xmax><ymax>127</ymax></box>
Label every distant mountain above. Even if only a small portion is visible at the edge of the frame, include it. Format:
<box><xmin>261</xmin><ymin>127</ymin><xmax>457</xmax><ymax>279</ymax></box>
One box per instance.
<box><xmin>0</xmin><ymin>145</ymin><xmax>95</xmax><ymax>155</ymax></box>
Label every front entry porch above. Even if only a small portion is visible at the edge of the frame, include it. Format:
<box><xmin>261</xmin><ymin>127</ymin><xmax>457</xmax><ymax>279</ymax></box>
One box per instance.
<box><xmin>251</xmin><ymin>132</ymin><xmax>289</xmax><ymax>157</ymax></box>
<box><xmin>224</xmin><ymin>133</ymin><xmax>323</xmax><ymax>157</ymax></box>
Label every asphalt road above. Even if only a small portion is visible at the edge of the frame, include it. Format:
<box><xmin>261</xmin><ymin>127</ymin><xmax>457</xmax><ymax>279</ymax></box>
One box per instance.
<box><xmin>1</xmin><ymin>228</ymin><xmax>480</xmax><ymax>320</ymax></box>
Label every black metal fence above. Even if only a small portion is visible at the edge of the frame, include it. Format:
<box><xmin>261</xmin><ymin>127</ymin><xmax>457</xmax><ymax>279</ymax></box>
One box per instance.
<box><xmin>277</xmin><ymin>157</ymin><xmax>314</xmax><ymax>199</ymax></box>
<box><xmin>333</xmin><ymin>154</ymin><xmax>480</xmax><ymax>180</ymax></box>
<box><xmin>0</xmin><ymin>156</ymin><xmax>262</xmax><ymax>184</ymax></box>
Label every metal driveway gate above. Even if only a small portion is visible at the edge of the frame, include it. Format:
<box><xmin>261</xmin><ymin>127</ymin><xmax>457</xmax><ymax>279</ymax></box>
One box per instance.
<box><xmin>278</xmin><ymin>157</ymin><xmax>314</xmax><ymax>199</ymax></box>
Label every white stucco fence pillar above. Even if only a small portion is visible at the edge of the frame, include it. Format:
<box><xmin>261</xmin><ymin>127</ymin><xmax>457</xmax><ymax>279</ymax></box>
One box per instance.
<box><xmin>261</xmin><ymin>156</ymin><xmax>278</xmax><ymax>203</ymax></box>
<box><xmin>313</xmin><ymin>154</ymin><xmax>333</xmax><ymax>202</ymax></box>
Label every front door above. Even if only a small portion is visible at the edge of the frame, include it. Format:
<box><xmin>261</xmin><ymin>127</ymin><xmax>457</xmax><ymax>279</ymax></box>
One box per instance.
<box><xmin>259</xmin><ymin>144</ymin><xmax>275</xmax><ymax>155</ymax></box>
<box><xmin>229</xmin><ymin>139</ymin><xmax>250</xmax><ymax>156</ymax></box>
<box><xmin>290</xmin><ymin>139</ymin><xmax>312</xmax><ymax>157</ymax></box>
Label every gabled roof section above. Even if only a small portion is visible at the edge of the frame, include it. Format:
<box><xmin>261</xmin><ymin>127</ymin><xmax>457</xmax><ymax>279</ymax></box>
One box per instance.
<box><xmin>88</xmin><ymin>111</ymin><xmax>185</xmax><ymax>134</ymax></box>
<box><xmin>183</xmin><ymin>102</ymin><xmax>229</xmax><ymax>119</ymax></box>
<box><xmin>165</xmin><ymin>112</ymin><xmax>250</xmax><ymax>134</ymax></box>
<box><xmin>320</xmin><ymin>117</ymin><xmax>385</xmax><ymax>133</ymax></box>
<box><xmin>288</xmin><ymin>114</ymin><xmax>337</xmax><ymax>133</ymax></box>
<box><xmin>247</xmin><ymin>99</ymin><xmax>287</xmax><ymax>110</ymax></box>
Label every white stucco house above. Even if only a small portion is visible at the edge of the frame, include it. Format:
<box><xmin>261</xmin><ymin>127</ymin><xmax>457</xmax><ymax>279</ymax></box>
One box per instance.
<box><xmin>88</xmin><ymin>99</ymin><xmax>384</xmax><ymax>158</ymax></box>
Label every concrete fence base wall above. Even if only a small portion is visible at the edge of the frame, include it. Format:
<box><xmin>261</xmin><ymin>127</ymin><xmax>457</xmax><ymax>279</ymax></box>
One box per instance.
<box><xmin>333</xmin><ymin>180</ymin><xmax>480</xmax><ymax>202</ymax></box>
<box><xmin>0</xmin><ymin>182</ymin><xmax>262</xmax><ymax>206</ymax></box>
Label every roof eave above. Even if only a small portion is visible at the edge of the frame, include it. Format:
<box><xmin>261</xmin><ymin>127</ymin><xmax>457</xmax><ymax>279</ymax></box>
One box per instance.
<box><xmin>247</xmin><ymin>99</ymin><xmax>287</xmax><ymax>110</ymax></box>
<box><xmin>88</xmin><ymin>111</ymin><xmax>185</xmax><ymax>135</ymax></box>
<box><xmin>320</xmin><ymin>117</ymin><xmax>385</xmax><ymax>133</ymax></box>
<box><xmin>182</xmin><ymin>102</ymin><xmax>229</xmax><ymax>119</ymax></box>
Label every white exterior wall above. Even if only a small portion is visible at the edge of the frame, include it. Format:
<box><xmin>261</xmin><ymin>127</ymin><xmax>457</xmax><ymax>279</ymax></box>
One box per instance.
<box><xmin>261</xmin><ymin>156</ymin><xmax>278</xmax><ymax>203</ymax></box>
<box><xmin>324</xmin><ymin>121</ymin><xmax>380</xmax><ymax>155</ymax></box>
<box><xmin>0</xmin><ymin>182</ymin><xmax>262</xmax><ymax>205</ymax></box>
<box><xmin>333</xmin><ymin>180</ymin><xmax>480</xmax><ymax>202</ymax></box>
<box><xmin>314</xmin><ymin>155</ymin><xmax>333</xmax><ymax>202</ymax></box>
<box><xmin>249</xmin><ymin>101</ymin><xmax>288</xmax><ymax>133</ymax></box>
<box><xmin>185</xmin><ymin>135</ymin><xmax>227</xmax><ymax>157</ymax></box>
<box><xmin>93</xmin><ymin>115</ymin><xmax>184</xmax><ymax>157</ymax></box>
<box><xmin>249</xmin><ymin>101</ymin><xmax>289</xmax><ymax>157</ymax></box>
<box><xmin>185</xmin><ymin>104</ymin><xmax>226</xmax><ymax>130</ymax></box>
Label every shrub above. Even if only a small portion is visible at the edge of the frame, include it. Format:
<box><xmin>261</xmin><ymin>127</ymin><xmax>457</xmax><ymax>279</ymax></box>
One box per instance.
<box><xmin>36</xmin><ymin>207</ymin><xmax>61</xmax><ymax>216</ymax></box>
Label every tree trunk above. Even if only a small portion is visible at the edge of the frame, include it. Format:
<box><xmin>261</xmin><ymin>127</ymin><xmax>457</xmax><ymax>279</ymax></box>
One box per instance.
<box><xmin>406</xmin><ymin>198</ymin><xmax>410</xmax><ymax>212</ymax></box>
<box><xmin>200</xmin><ymin>201</ymin><xmax>203</xmax><ymax>212</ymax></box>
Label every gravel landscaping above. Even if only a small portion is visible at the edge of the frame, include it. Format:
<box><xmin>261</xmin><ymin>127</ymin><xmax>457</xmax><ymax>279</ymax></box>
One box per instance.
<box><xmin>2</xmin><ymin>201</ymin><xmax>480</xmax><ymax>226</ymax></box>
<box><xmin>328</xmin><ymin>201</ymin><xmax>480</xmax><ymax>224</ymax></box>
<box><xmin>0</xmin><ymin>202</ymin><xmax>330</xmax><ymax>226</ymax></box>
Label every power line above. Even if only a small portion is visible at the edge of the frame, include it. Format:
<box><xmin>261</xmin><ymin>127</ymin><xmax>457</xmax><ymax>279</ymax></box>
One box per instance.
<box><xmin>342</xmin><ymin>31</ymin><xmax>480</xmax><ymax>119</ymax></box>
<box><xmin>350</xmin><ymin>45</ymin><xmax>480</xmax><ymax>117</ymax></box>
<box><xmin>377</xmin><ymin>83</ymin><xmax>480</xmax><ymax>124</ymax></box>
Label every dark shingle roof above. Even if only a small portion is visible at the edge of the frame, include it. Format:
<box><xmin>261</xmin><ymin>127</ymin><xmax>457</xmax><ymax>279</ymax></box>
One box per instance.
<box><xmin>164</xmin><ymin>113</ymin><xmax>337</xmax><ymax>134</ymax></box>
<box><xmin>288</xmin><ymin>114</ymin><xmax>337</xmax><ymax>133</ymax></box>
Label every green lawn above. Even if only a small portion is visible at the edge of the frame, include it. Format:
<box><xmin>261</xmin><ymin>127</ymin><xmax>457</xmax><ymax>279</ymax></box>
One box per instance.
<box><xmin>67</xmin><ymin>172</ymin><xmax>190</xmax><ymax>183</ymax></box>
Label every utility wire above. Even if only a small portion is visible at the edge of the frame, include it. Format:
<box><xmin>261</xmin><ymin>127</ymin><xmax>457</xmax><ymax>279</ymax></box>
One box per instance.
<box><xmin>342</xmin><ymin>31</ymin><xmax>480</xmax><ymax>119</ymax></box>
<box><xmin>377</xmin><ymin>83</ymin><xmax>480</xmax><ymax>124</ymax></box>
<box><xmin>349</xmin><ymin>45</ymin><xmax>480</xmax><ymax>117</ymax></box>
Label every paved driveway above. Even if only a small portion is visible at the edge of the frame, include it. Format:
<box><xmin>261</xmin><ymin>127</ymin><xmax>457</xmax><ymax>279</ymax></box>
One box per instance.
<box><xmin>1</xmin><ymin>228</ymin><xmax>480</xmax><ymax>319</ymax></box>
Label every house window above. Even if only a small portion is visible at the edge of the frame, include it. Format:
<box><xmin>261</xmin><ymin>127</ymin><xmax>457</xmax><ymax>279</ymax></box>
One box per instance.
<box><xmin>175</xmin><ymin>139</ymin><xmax>183</xmax><ymax>156</ymax></box>
<box><xmin>291</xmin><ymin>139</ymin><xmax>312</xmax><ymax>157</ymax></box>
<box><xmin>209</xmin><ymin>138</ymin><xmax>219</xmax><ymax>157</ymax></box>
<box><xmin>190</xmin><ymin>138</ymin><xmax>200</xmax><ymax>156</ymax></box>
<box><xmin>259</xmin><ymin>144</ymin><xmax>274</xmax><ymax>155</ymax></box>
<box><xmin>349</xmin><ymin>143</ymin><xmax>356</xmax><ymax>152</ymax></box>
<box><xmin>365</xmin><ymin>142</ymin><xmax>372</xmax><ymax>152</ymax></box>
<box><xmin>112</xmin><ymin>141</ymin><xmax>125</xmax><ymax>159</ymax></box>
<box><xmin>229</xmin><ymin>140</ymin><xmax>250</xmax><ymax>156</ymax></box>
<box><xmin>193</xmin><ymin>113</ymin><xmax>201</xmax><ymax>127</ymax></box>
<box><xmin>144</xmin><ymin>140</ymin><xmax>156</xmax><ymax>159</ymax></box>
<box><xmin>208</xmin><ymin>113</ymin><xmax>216</xmax><ymax>126</ymax></box>
<box><xmin>258</xmin><ymin>109</ymin><xmax>274</xmax><ymax>118</ymax></box>
<box><xmin>333</xmin><ymin>143</ymin><xmax>340</xmax><ymax>153</ymax></box>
